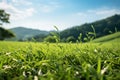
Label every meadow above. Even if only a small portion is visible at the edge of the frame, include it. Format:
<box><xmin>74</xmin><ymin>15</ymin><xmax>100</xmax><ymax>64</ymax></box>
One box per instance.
<box><xmin>93</xmin><ymin>32</ymin><xmax>120</xmax><ymax>43</ymax></box>
<box><xmin>0</xmin><ymin>41</ymin><xmax>120</xmax><ymax>80</ymax></box>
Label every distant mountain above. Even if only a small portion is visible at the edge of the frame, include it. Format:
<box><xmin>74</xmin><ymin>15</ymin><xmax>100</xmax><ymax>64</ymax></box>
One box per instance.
<box><xmin>9</xmin><ymin>27</ymin><xmax>49</xmax><ymax>40</ymax></box>
<box><xmin>60</xmin><ymin>14</ymin><xmax>120</xmax><ymax>42</ymax></box>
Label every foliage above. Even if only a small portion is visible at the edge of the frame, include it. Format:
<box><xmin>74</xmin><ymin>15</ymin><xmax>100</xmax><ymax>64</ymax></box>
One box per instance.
<box><xmin>44</xmin><ymin>35</ymin><xmax>56</xmax><ymax>42</ymax></box>
<box><xmin>0</xmin><ymin>9</ymin><xmax>10</xmax><ymax>25</ymax></box>
<box><xmin>0</xmin><ymin>41</ymin><xmax>120</xmax><ymax>80</ymax></box>
<box><xmin>66</xmin><ymin>36</ymin><xmax>76</xmax><ymax>42</ymax></box>
<box><xmin>0</xmin><ymin>27</ymin><xmax>15</xmax><ymax>40</ymax></box>
<box><xmin>44</xmin><ymin>26</ymin><xmax>60</xmax><ymax>43</ymax></box>
<box><xmin>27</xmin><ymin>34</ymin><xmax>48</xmax><ymax>42</ymax></box>
<box><xmin>0</xmin><ymin>9</ymin><xmax>15</xmax><ymax>40</ymax></box>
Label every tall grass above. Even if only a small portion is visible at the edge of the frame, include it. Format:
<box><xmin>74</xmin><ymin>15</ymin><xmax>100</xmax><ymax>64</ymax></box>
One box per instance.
<box><xmin>0</xmin><ymin>41</ymin><xmax>120</xmax><ymax>80</ymax></box>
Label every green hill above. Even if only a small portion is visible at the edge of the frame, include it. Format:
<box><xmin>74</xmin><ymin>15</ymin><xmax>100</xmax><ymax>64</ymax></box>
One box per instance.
<box><xmin>60</xmin><ymin>14</ymin><xmax>120</xmax><ymax>42</ymax></box>
<box><xmin>9</xmin><ymin>27</ymin><xmax>49</xmax><ymax>41</ymax></box>
<box><xmin>93</xmin><ymin>32</ymin><xmax>120</xmax><ymax>42</ymax></box>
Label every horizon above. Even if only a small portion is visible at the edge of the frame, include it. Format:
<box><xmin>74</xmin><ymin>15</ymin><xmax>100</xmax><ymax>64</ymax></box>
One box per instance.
<box><xmin>8</xmin><ymin>14</ymin><xmax>120</xmax><ymax>31</ymax></box>
<box><xmin>0</xmin><ymin>0</ymin><xmax>120</xmax><ymax>31</ymax></box>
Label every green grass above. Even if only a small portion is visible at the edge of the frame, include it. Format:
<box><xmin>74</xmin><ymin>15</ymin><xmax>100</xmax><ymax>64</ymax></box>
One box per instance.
<box><xmin>0</xmin><ymin>41</ymin><xmax>120</xmax><ymax>80</ymax></box>
<box><xmin>93</xmin><ymin>32</ymin><xmax>120</xmax><ymax>43</ymax></box>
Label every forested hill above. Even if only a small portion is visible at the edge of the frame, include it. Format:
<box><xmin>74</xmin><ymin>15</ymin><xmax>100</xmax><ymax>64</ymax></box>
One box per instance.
<box><xmin>60</xmin><ymin>14</ymin><xmax>120</xmax><ymax>42</ymax></box>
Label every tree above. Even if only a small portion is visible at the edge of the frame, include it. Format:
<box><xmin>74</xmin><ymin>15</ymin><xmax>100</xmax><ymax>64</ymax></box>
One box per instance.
<box><xmin>0</xmin><ymin>9</ymin><xmax>15</xmax><ymax>40</ymax></box>
<box><xmin>0</xmin><ymin>9</ymin><xmax>10</xmax><ymax>25</ymax></box>
<box><xmin>66</xmin><ymin>36</ymin><xmax>76</xmax><ymax>42</ymax></box>
<box><xmin>0</xmin><ymin>27</ymin><xmax>15</xmax><ymax>40</ymax></box>
<box><xmin>44</xmin><ymin>36</ymin><xmax>56</xmax><ymax>43</ymax></box>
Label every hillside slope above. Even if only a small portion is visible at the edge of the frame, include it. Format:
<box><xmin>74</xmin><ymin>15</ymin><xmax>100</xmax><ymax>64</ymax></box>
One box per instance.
<box><xmin>93</xmin><ymin>32</ymin><xmax>120</xmax><ymax>42</ymax></box>
<box><xmin>9</xmin><ymin>27</ymin><xmax>49</xmax><ymax>40</ymax></box>
<box><xmin>60</xmin><ymin>14</ymin><xmax>120</xmax><ymax>42</ymax></box>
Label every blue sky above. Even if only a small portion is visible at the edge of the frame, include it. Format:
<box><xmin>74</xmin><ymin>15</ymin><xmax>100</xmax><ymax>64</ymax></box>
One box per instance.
<box><xmin>0</xmin><ymin>0</ymin><xmax>120</xmax><ymax>31</ymax></box>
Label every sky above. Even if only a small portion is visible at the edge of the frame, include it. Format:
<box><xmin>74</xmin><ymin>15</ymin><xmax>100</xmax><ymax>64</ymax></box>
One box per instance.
<box><xmin>0</xmin><ymin>0</ymin><xmax>120</xmax><ymax>31</ymax></box>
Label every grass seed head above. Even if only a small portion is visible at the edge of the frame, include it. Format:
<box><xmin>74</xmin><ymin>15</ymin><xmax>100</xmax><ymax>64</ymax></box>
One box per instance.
<box><xmin>6</xmin><ymin>52</ymin><xmax>11</xmax><ymax>55</ymax></box>
<box><xmin>3</xmin><ymin>65</ymin><xmax>11</xmax><ymax>70</ymax></box>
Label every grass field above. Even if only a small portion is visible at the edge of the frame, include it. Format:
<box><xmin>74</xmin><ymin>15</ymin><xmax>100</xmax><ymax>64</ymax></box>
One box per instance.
<box><xmin>0</xmin><ymin>41</ymin><xmax>120</xmax><ymax>80</ymax></box>
<box><xmin>93</xmin><ymin>32</ymin><xmax>120</xmax><ymax>43</ymax></box>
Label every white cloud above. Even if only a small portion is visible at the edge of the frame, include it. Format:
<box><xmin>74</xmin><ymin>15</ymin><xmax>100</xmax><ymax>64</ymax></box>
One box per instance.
<box><xmin>0</xmin><ymin>0</ymin><xmax>35</xmax><ymax>20</ymax></box>
<box><xmin>77</xmin><ymin>13</ymin><xmax>87</xmax><ymax>17</ymax></box>
<box><xmin>11</xmin><ymin>0</ymin><xmax>32</xmax><ymax>6</ymax></box>
<box><xmin>38</xmin><ymin>1</ymin><xmax>60</xmax><ymax>13</ymax></box>
<box><xmin>88</xmin><ymin>8</ymin><xmax>120</xmax><ymax>17</ymax></box>
<box><xmin>40</xmin><ymin>5</ymin><xmax>53</xmax><ymax>13</ymax></box>
<box><xmin>76</xmin><ymin>8</ymin><xmax>120</xmax><ymax>23</ymax></box>
<box><xmin>25</xmin><ymin>8</ymin><xmax>35</xmax><ymax>16</ymax></box>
